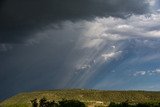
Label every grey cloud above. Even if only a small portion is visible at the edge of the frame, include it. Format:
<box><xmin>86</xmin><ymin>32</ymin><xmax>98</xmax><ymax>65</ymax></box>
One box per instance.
<box><xmin>155</xmin><ymin>0</ymin><xmax>160</xmax><ymax>8</ymax></box>
<box><xmin>0</xmin><ymin>0</ymin><xmax>150</xmax><ymax>43</ymax></box>
<box><xmin>1</xmin><ymin>12</ymin><xmax>160</xmax><ymax>99</ymax></box>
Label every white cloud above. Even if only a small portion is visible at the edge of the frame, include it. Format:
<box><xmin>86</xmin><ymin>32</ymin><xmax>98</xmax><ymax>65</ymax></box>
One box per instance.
<box><xmin>33</xmin><ymin>11</ymin><xmax>160</xmax><ymax>87</ymax></box>
<box><xmin>66</xmin><ymin>12</ymin><xmax>160</xmax><ymax>87</ymax></box>
<box><xmin>76</xmin><ymin>64</ymin><xmax>91</xmax><ymax>71</ymax></box>
<box><xmin>147</xmin><ymin>0</ymin><xmax>156</xmax><ymax>6</ymax></box>
<box><xmin>102</xmin><ymin>51</ymin><xmax>122</xmax><ymax>61</ymax></box>
<box><xmin>133</xmin><ymin>68</ymin><xmax>160</xmax><ymax>77</ymax></box>
<box><xmin>80</xmin><ymin>13</ymin><xmax>160</xmax><ymax>50</ymax></box>
<box><xmin>148</xmin><ymin>30</ymin><xmax>160</xmax><ymax>37</ymax></box>
<box><xmin>152</xmin><ymin>69</ymin><xmax>160</xmax><ymax>73</ymax></box>
<box><xmin>111</xmin><ymin>46</ymin><xmax>116</xmax><ymax>49</ymax></box>
<box><xmin>133</xmin><ymin>71</ymin><xmax>146</xmax><ymax>76</ymax></box>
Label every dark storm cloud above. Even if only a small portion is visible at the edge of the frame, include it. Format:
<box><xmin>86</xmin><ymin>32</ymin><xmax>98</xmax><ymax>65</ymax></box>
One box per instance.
<box><xmin>0</xmin><ymin>0</ymin><xmax>150</xmax><ymax>43</ymax></box>
<box><xmin>0</xmin><ymin>0</ymin><xmax>5</xmax><ymax>8</ymax></box>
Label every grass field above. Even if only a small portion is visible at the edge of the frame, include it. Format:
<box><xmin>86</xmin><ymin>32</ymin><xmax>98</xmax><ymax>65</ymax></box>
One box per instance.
<box><xmin>1</xmin><ymin>89</ymin><xmax>160</xmax><ymax>107</ymax></box>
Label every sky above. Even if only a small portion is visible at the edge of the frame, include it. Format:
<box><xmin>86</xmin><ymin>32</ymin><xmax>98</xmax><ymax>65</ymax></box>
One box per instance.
<box><xmin>0</xmin><ymin>0</ymin><xmax>160</xmax><ymax>100</ymax></box>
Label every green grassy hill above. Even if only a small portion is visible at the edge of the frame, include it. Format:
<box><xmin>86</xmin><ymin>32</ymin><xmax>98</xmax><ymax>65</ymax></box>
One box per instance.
<box><xmin>1</xmin><ymin>89</ymin><xmax>160</xmax><ymax>107</ymax></box>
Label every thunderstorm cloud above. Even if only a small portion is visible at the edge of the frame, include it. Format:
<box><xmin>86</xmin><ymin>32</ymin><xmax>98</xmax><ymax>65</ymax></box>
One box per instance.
<box><xmin>0</xmin><ymin>0</ymin><xmax>149</xmax><ymax>43</ymax></box>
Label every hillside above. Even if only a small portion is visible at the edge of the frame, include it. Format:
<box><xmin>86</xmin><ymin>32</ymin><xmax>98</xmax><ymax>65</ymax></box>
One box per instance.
<box><xmin>1</xmin><ymin>89</ymin><xmax>160</xmax><ymax>107</ymax></box>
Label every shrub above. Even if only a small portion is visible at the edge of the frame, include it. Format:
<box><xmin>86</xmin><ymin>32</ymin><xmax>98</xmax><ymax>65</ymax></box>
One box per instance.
<box><xmin>31</xmin><ymin>98</ymin><xmax>85</xmax><ymax>107</ymax></box>
<box><xmin>59</xmin><ymin>99</ymin><xmax>86</xmax><ymax>107</ymax></box>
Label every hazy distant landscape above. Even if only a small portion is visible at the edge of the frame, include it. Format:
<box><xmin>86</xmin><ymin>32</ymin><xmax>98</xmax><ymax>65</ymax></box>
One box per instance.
<box><xmin>1</xmin><ymin>89</ymin><xmax>160</xmax><ymax>107</ymax></box>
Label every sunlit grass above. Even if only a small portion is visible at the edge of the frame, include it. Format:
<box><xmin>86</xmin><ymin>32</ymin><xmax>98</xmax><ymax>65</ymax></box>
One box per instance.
<box><xmin>1</xmin><ymin>89</ymin><xmax>160</xmax><ymax>107</ymax></box>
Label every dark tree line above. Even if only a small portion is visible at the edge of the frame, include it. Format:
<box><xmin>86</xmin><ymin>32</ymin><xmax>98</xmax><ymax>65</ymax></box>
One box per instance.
<box><xmin>31</xmin><ymin>98</ymin><xmax>160</xmax><ymax>107</ymax></box>
<box><xmin>31</xmin><ymin>97</ymin><xmax>86</xmax><ymax>107</ymax></box>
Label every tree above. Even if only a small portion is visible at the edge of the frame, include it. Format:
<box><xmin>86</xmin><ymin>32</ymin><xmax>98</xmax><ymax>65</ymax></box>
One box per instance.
<box><xmin>59</xmin><ymin>99</ymin><xmax>86</xmax><ymax>107</ymax></box>
<box><xmin>31</xmin><ymin>98</ymin><xmax>38</xmax><ymax>107</ymax></box>
<box><xmin>39</xmin><ymin>97</ymin><xmax>47</xmax><ymax>107</ymax></box>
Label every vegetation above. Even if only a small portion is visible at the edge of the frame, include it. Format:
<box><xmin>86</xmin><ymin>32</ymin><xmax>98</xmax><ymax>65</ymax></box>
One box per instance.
<box><xmin>1</xmin><ymin>89</ymin><xmax>160</xmax><ymax>107</ymax></box>
<box><xmin>58</xmin><ymin>99</ymin><xmax>85</xmax><ymax>107</ymax></box>
<box><xmin>108</xmin><ymin>101</ymin><xmax>160</xmax><ymax>107</ymax></box>
<box><xmin>30</xmin><ymin>97</ymin><xmax>85</xmax><ymax>107</ymax></box>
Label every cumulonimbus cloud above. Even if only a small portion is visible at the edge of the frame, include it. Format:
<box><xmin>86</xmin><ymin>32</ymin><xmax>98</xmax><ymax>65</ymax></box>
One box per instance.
<box><xmin>0</xmin><ymin>0</ymin><xmax>150</xmax><ymax>43</ymax></box>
